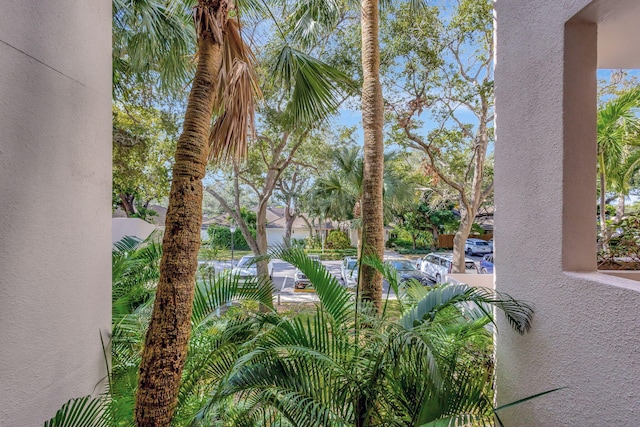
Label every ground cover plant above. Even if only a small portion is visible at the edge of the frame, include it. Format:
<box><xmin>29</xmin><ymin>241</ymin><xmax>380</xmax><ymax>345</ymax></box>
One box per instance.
<box><xmin>46</xmin><ymin>242</ymin><xmax>533</xmax><ymax>426</ymax></box>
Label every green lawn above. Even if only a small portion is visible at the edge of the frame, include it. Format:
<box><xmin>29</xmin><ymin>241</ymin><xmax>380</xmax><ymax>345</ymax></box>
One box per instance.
<box><xmin>199</xmin><ymin>248</ymin><xmax>253</xmax><ymax>261</ymax></box>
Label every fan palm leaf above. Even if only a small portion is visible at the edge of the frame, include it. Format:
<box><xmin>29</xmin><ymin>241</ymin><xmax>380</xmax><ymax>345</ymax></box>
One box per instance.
<box><xmin>269</xmin><ymin>44</ymin><xmax>356</xmax><ymax>127</ymax></box>
<box><xmin>399</xmin><ymin>284</ymin><xmax>533</xmax><ymax>334</ymax></box>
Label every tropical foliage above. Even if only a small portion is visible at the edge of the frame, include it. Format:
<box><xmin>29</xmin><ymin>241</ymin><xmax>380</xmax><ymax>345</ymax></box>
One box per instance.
<box><xmin>47</xmin><ymin>244</ymin><xmax>533</xmax><ymax>426</ymax></box>
<box><xmin>596</xmin><ymin>87</ymin><xmax>640</xmax><ymax>256</ymax></box>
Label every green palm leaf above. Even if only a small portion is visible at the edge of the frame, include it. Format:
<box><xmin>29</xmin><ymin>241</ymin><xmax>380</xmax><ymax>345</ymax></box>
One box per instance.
<box><xmin>400</xmin><ymin>284</ymin><xmax>533</xmax><ymax>334</ymax></box>
<box><xmin>271</xmin><ymin>247</ymin><xmax>353</xmax><ymax>324</ymax></box>
<box><xmin>191</xmin><ymin>271</ymin><xmax>274</xmax><ymax>328</ymax></box>
<box><xmin>270</xmin><ymin>45</ymin><xmax>356</xmax><ymax>127</ymax></box>
<box><xmin>44</xmin><ymin>395</ymin><xmax>110</xmax><ymax>427</ymax></box>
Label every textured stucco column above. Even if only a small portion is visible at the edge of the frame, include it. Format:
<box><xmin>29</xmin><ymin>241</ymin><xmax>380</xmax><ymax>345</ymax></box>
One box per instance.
<box><xmin>0</xmin><ymin>2</ymin><xmax>111</xmax><ymax>425</ymax></box>
<box><xmin>495</xmin><ymin>0</ymin><xmax>640</xmax><ymax>425</ymax></box>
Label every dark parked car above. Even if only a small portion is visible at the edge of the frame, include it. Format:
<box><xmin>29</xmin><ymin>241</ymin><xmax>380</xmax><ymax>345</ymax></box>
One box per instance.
<box><xmin>480</xmin><ymin>254</ymin><xmax>494</xmax><ymax>274</ymax></box>
<box><xmin>385</xmin><ymin>258</ymin><xmax>431</xmax><ymax>286</ymax></box>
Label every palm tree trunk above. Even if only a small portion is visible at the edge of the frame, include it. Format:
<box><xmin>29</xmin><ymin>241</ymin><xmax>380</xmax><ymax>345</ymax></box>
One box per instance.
<box><xmin>360</xmin><ymin>0</ymin><xmax>385</xmax><ymax>313</ymax></box>
<box><xmin>135</xmin><ymin>31</ymin><xmax>222</xmax><ymax>426</ymax></box>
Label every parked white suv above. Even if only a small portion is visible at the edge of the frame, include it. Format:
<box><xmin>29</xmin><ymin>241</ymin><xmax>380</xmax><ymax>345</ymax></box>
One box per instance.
<box><xmin>340</xmin><ymin>256</ymin><xmax>358</xmax><ymax>288</ymax></box>
<box><xmin>464</xmin><ymin>238</ymin><xmax>492</xmax><ymax>256</ymax></box>
<box><xmin>232</xmin><ymin>255</ymin><xmax>274</xmax><ymax>280</ymax></box>
<box><xmin>417</xmin><ymin>252</ymin><xmax>479</xmax><ymax>284</ymax></box>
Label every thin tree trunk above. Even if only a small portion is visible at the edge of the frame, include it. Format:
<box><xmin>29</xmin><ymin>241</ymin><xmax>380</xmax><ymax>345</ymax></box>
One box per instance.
<box><xmin>256</xmin><ymin>201</ymin><xmax>270</xmax><ymax>277</ymax></box>
<box><xmin>616</xmin><ymin>194</ymin><xmax>625</xmax><ymax>222</ymax></box>
<box><xmin>135</xmin><ymin>25</ymin><xmax>223</xmax><ymax>426</ymax></box>
<box><xmin>453</xmin><ymin>212</ymin><xmax>474</xmax><ymax>273</ymax></box>
<box><xmin>120</xmin><ymin>192</ymin><xmax>137</xmax><ymax>217</ymax></box>
<box><xmin>360</xmin><ymin>0</ymin><xmax>385</xmax><ymax>313</ymax></box>
<box><xmin>599</xmin><ymin>171</ymin><xmax>610</xmax><ymax>256</ymax></box>
<box><xmin>284</xmin><ymin>204</ymin><xmax>295</xmax><ymax>246</ymax></box>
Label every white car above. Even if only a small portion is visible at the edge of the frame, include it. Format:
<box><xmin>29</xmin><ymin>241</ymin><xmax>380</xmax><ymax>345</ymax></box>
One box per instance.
<box><xmin>340</xmin><ymin>256</ymin><xmax>359</xmax><ymax>288</ymax></box>
<box><xmin>417</xmin><ymin>252</ymin><xmax>479</xmax><ymax>284</ymax></box>
<box><xmin>465</xmin><ymin>238</ymin><xmax>493</xmax><ymax>256</ymax></box>
<box><xmin>231</xmin><ymin>255</ymin><xmax>274</xmax><ymax>280</ymax></box>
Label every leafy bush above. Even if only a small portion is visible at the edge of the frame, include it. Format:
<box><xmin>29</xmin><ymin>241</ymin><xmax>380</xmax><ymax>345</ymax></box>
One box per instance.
<box><xmin>325</xmin><ymin>230</ymin><xmax>352</xmax><ymax>249</ymax></box>
<box><xmin>290</xmin><ymin>238</ymin><xmax>307</xmax><ymax>249</ymax></box>
<box><xmin>304</xmin><ymin>235</ymin><xmax>323</xmax><ymax>249</ymax></box>
<box><xmin>207</xmin><ymin>225</ymin><xmax>253</xmax><ymax>250</ymax></box>
<box><xmin>395</xmin><ymin>247</ymin><xmax>433</xmax><ymax>255</ymax></box>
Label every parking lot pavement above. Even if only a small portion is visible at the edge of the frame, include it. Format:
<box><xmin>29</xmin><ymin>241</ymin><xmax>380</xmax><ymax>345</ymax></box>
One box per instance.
<box><xmin>272</xmin><ymin>259</ymin><xmax>343</xmax><ymax>303</ymax></box>
<box><xmin>199</xmin><ymin>257</ymin><xmax>397</xmax><ymax>303</ymax></box>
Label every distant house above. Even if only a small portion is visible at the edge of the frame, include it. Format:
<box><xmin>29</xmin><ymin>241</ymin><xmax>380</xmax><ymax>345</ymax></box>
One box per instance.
<box><xmin>200</xmin><ymin>207</ymin><xmax>315</xmax><ymax>247</ymax></box>
<box><xmin>264</xmin><ymin>207</ymin><xmax>312</xmax><ymax>247</ymax></box>
<box><xmin>194</xmin><ymin>205</ymin><xmax>393</xmax><ymax>248</ymax></box>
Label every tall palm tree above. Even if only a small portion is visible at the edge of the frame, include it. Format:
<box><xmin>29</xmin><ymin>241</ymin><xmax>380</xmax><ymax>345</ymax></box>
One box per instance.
<box><xmin>135</xmin><ymin>1</ymin><xmax>260</xmax><ymax>424</ymax></box>
<box><xmin>597</xmin><ymin>87</ymin><xmax>640</xmax><ymax>255</ymax></box>
<box><xmin>360</xmin><ymin>0</ymin><xmax>385</xmax><ymax>313</ymax></box>
<box><xmin>133</xmin><ymin>1</ymin><xmax>354</xmax><ymax>423</ymax></box>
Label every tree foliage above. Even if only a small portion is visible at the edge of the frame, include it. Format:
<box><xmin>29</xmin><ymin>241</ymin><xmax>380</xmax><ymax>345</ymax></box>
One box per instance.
<box><xmin>112</xmin><ymin>101</ymin><xmax>178</xmax><ymax>217</ymax></box>
<box><xmin>383</xmin><ymin>0</ymin><xmax>494</xmax><ymax>272</ymax></box>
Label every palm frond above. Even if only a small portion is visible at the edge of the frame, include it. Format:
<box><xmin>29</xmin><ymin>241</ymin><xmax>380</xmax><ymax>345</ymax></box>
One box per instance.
<box><xmin>270</xmin><ymin>45</ymin><xmax>356</xmax><ymax>127</ymax></box>
<box><xmin>113</xmin><ymin>0</ymin><xmax>195</xmax><ymax>93</ymax></box>
<box><xmin>400</xmin><ymin>284</ymin><xmax>533</xmax><ymax>334</ymax></box>
<box><xmin>419</xmin><ymin>413</ymin><xmax>492</xmax><ymax>427</ymax></box>
<box><xmin>191</xmin><ymin>271</ymin><xmax>274</xmax><ymax>328</ymax></box>
<box><xmin>285</xmin><ymin>0</ymin><xmax>343</xmax><ymax>48</ymax></box>
<box><xmin>44</xmin><ymin>395</ymin><xmax>110</xmax><ymax>427</ymax></box>
<box><xmin>270</xmin><ymin>247</ymin><xmax>353</xmax><ymax>324</ymax></box>
<box><xmin>209</xmin><ymin>18</ymin><xmax>261</xmax><ymax>163</ymax></box>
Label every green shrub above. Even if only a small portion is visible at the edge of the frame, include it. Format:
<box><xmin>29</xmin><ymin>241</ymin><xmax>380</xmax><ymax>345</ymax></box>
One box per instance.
<box><xmin>291</xmin><ymin>238</ymin><xmax>307</xmax><ymax>249</ymax></box>
<box><xmin>325</xmin><ymin>230</ymin><xmax>351</xmax><ymax>250</ymax></box>
<box><xmin>302</xmin><ymin>235</ymin><xmax>324</xmax><ymax>249</ymax></box>
<box><xmin>207</xmin><ymin>225</ymin><xmax>254</xmax><ymax>250</ymax></box>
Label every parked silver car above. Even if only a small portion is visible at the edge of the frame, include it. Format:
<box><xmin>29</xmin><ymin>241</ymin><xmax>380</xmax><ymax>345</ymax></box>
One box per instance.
<box><xmin>340</xmin><ymin>256</ymin><xmax>359</xmax><ymax>288</ymax></box>
<box><xmin>417</xmin><ymin>252</ymin><xmax>479</xmax><ymax>284</ymax></box>
<box><xmin>465</xmin><ymin>238</ymin><xmax>492</xmax><ymax>256</ymax></box>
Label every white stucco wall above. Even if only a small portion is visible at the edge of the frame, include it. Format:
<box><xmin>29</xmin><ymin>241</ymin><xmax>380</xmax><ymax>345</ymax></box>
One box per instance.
<box><xmin>495</xmin><ymin>0</ymin><xmax>640</xmax><ymax>425</ymax></box>
<box><xmin>113</xmin><ymin>218</ymin><xmax>160</xmax><ymax>244</ymax></box>
<box><xmin>266</xmin><ymin>227</ymin><xmax>311</xmax><ymax>247</ymax></box>
<box><xmin>0</xmin><ymin>2</ymin><xmax>111</xmax><ymax>425</ymax></box>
